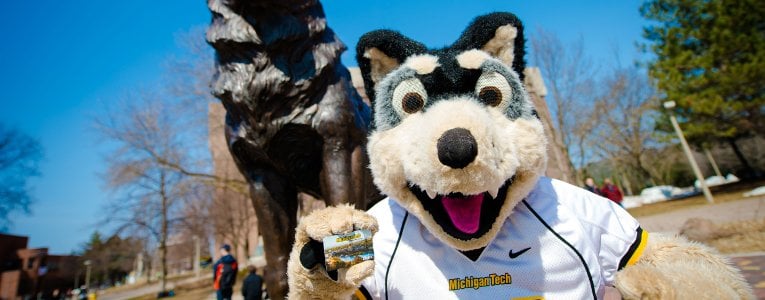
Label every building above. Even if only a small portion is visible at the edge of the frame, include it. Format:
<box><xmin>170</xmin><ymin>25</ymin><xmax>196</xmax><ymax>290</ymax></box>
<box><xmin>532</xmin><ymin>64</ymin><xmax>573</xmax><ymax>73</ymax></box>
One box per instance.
<box><xmin>0</xmin><ymin>233</ymin><xmax>80</xmax><ymax>300</ymax></box>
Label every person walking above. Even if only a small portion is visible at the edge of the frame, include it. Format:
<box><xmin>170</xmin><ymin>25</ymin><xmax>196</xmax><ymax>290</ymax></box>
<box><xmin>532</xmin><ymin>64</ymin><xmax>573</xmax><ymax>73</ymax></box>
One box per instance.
<box><xmin>600</xmin><ymin>178</ymin><xmax>624</xmax><ymax>206</ymax></box>
<box><xmin>213</xmin><ymin>244</ymin><xmax>238</xmax><ymax>300</ymax></box>
<box><xmin>583</xmin><ymin>177</ymin><xmax>601</xmax><ymax>196</ymax></box>
<box><xmin>241</xmin><ymin>264</ymin><xmax>263</xmax><ymax>300</ymax></box>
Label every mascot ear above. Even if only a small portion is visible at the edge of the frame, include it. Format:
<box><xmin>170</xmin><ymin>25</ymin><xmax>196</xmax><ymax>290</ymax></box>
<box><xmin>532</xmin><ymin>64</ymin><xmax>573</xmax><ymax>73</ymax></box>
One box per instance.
<box><xmin>452</xmin><ymin>12</ymin><xmax>526</xmax><ymax>80</ymax></box>
<box><xmin>356</xmin><ymin>30</ymin><xmax>427</xmax><ymax>101</ymax></box>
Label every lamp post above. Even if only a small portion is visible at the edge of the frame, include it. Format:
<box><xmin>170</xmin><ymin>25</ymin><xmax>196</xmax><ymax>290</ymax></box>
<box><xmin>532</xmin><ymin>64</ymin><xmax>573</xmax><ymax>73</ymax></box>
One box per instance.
<box><xmin>193</xmin><ymin>235</ymin><xmax>201</xmax><ymax>278</ymax></box>
<box><xmin>83</xmin><ymin>260</ymin><xmax>92</xmax><ymax>290</ymax></box>
<box><xmin>663</xmin><ymin>101</ymin><xmax>714</xmax><ymax>203</ymax></box>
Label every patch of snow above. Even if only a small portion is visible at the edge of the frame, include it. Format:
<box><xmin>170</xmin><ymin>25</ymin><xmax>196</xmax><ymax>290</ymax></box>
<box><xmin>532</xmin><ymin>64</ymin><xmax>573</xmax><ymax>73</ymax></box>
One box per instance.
<box><xmin>622</xmin><ymin>196</ymin><xmax>643</xmax><ymax>209</ymax></box>
<box><xmin>743</xmin><ymin>186</ymin><xmax>765</xmax><ymax>197</ymax></box>
<box><xmin>640</xmin><ymin>186</ymin><xmax>674</xmax><ymax>204</ymax></box>
<box><xmin>694</xmin><ymin>173</ymin><xmax>740</xmax><ymax>188</ymax></box>
<box><xmin>624</xmin><ymin>185</ymin><xmax>701</xmax><ymax>209</ymax></box>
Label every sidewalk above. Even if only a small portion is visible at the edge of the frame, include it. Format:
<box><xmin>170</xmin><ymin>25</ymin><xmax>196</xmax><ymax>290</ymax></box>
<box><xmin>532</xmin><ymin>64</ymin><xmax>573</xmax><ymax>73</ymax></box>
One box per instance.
<box><xmin>730</xmin><ymin>253</ymin><xmax>765</xmax><ymax>299</ymax></box>
<box><xmin>636</xmin><ymin>196</ymin><xmax>765</xmax><ymax>234</ymax></box>
<box><xmin>204</xmin><ymin>292</ymin><xmax>244</xmax><ymax>300</ymax></box>
<box><xmin>99</xmin><ymin>275</ymin><xmax>209</xmax><ymax>300</ymax></box>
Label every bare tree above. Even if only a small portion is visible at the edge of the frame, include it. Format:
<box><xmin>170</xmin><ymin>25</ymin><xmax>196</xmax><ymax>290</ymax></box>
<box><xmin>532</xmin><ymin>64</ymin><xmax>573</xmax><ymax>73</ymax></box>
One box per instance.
<box><xmin>0</xmin><ymin>124</ymin><xmax>43</xmax><ymax>231</ymax></box>
<box><xmin>95</xmin><ymin>90</ymin><xmax>209</xmax><ymax>292</ymax></box>
<box><xmin>94</xmin><ymin>26</ymin><xmax>256</xmax><ymax>291</ymax></box>
<box><xmin>592</xmin><ymin>67</ymin><xmax>661</xmax><ymax>191</ymax></box>
<box><xmin>530</xmin><ymin>29</ymin><xmax>599</xmax><ymax>183</ymax></box>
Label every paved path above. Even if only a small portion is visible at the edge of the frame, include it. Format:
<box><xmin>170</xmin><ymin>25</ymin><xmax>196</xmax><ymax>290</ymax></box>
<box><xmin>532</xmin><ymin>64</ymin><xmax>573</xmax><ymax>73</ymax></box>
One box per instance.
<box><xmin>636</xmin><ymin>196</ymin><xmax>765</xmax><ymax>234</ymax></box>
<box><xmin>730</xmin><ymin>254</ymin><xmax>765</xmax><ymax>299</ymax></box>
<box><xmin>203</xmin><ymin>292</ymin><xmax>244</xmax><ymax>300</ymax></box>
<box><xmin>99</xmin><ymin>275</ymin><xmax>209</xmax><ymax>300</ymax></box>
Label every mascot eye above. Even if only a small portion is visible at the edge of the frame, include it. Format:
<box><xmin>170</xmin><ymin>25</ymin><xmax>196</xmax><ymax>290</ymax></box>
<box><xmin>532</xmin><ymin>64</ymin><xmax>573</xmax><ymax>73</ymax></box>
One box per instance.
<box><xmin>478</xmin><ymin>86</ymin><xmax>502</xmax><ymax>106</ymax></box>
<box><xmin>392</xmin><ymin>78</ymin><xmax>428</xmax><ymax>116</ymax></box>
<box><xmin>475</xmin><ymin>72</ymin><xmax>512</xmax><ymax>109</ymax></box>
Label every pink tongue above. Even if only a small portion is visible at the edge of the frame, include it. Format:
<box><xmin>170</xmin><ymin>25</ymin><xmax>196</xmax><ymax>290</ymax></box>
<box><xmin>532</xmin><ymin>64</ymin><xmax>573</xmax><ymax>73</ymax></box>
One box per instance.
<box><xmin>441</xmin><ymin>194</ymin><xmax>483</xmax><ymax>234</ymax></box>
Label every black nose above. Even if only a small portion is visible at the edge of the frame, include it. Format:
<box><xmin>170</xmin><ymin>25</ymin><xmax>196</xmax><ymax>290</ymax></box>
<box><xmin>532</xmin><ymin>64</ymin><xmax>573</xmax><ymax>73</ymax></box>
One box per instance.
<box><xmin>437</xmin><ymin>128</ymin><xmax>478</xmax><ymax>169</ymax></box>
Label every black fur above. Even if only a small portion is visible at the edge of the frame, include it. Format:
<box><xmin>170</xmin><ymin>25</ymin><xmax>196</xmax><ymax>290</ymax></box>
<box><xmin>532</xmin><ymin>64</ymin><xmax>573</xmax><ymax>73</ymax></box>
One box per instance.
<box><xmin>356</xmin><ymin>30</ymin><xmax>428</xmax><ymax>101</ymax></box>
<box><xmin>451</xmin><ymin>12</ymin><xmax>526</xmax><ymax>81</ymax></box>
<box><xmin>356</xmin><ymin>12</ymin><xmax>526</xmax><ymax>101</ymax></box>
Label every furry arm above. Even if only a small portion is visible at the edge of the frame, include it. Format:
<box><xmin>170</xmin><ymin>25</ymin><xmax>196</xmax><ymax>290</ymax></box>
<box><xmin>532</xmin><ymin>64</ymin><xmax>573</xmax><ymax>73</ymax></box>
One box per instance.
<box><xmin>287</xmin><ymin>205</ymin><xmax>378</xmax><ymax>299</ymax></box>
<box><xmin>614</xmin><ymin>233</ymin><xmax>754</xmax><ymax>299</ymax></box>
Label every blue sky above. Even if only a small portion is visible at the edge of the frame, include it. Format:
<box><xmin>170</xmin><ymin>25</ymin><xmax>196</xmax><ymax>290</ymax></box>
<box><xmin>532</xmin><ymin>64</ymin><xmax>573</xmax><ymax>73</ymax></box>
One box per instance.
<box><xmin>0</xmin><ymin>0</ymin><xmax>647</xmax><ymax>253</ymax></box>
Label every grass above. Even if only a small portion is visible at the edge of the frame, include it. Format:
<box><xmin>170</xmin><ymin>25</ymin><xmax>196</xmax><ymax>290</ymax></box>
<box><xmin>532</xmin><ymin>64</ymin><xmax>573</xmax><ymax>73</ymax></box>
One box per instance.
<box><xmin>626</xmin><ymin>179</ymin><xmax>765</xmax><ymax>218</ymax></box>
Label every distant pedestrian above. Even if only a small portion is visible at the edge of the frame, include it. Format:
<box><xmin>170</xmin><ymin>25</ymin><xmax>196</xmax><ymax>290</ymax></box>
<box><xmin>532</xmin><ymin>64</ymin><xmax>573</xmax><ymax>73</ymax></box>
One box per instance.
<box><xmin>213</xmin><ymin>244</ymin><xmax>238</xmax><ymax>300</ymax></box>
<box><xmin>242</xmin><ymin>264</ymin><xmax>263</xmax><ymax>300</ymax></box>
<box><xmin>600</xmin><ymin>178</ymin><xmax>624</xmax><ymax>206</ymax></box>
<box><xmin>583</xmin><ymin>177</ymin><xmax>601</xmax><ymax>196</ymax></box>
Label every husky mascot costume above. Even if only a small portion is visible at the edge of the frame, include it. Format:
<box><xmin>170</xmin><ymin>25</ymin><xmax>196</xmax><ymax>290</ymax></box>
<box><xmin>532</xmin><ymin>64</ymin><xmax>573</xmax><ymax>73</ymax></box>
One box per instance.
<box><xmin>286</xmin><ymin>12</ymin><xmax>753</xmax><ymax>299</ymax></box>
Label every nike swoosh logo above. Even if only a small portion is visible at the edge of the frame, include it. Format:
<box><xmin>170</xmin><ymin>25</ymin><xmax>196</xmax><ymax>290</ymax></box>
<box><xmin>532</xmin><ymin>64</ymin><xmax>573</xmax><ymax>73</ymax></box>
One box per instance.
<box><xmin>508</xmin><ymin>247</ymin><xmax>531</xmax><ymax>259</ymax></box>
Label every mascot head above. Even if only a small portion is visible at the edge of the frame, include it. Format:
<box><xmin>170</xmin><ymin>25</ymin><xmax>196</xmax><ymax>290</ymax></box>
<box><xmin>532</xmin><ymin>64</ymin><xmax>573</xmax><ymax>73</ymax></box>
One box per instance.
<box><xmin>357</xmin><ymin>12</ymin><xmax>548</xmax><ymax>251</ymax></box>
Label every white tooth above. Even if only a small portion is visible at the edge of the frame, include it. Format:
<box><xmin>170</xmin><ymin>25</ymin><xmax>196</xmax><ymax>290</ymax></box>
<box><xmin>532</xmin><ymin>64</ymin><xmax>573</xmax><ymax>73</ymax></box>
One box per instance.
<box><xmin>426</xmin><ymin>190</ymin><xmax>437</xmax><ymax>199</ymax></box>
<box><xmin>488</xmin><ymin>188</ymin><xmax>499</xmax><ymax>199</ymax></box>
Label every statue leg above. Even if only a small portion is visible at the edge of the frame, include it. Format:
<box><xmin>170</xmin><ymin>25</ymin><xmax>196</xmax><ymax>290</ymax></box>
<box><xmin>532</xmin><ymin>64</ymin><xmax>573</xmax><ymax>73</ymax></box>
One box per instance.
<box><xmin>350</xmin><ymin>145</ymin><xmax>365</xmax><ymax>209</ymax></box>
<box><xmin>249</xmin><ymin>170</ymin><xmax>298</xmax><ymax>300</ymax></box>
<box><xmin>319</xmin><ymin>135</ymin><xmax>352</xmax><ymax>207</ymax></box>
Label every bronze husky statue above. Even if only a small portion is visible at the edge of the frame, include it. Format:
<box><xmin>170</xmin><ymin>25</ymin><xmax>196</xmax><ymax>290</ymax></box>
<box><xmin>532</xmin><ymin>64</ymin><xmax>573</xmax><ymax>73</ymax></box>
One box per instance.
<box><xmin>207</xmin><ymin>0</ymin><xmax>375</xmax><ymax>298</ymax></box>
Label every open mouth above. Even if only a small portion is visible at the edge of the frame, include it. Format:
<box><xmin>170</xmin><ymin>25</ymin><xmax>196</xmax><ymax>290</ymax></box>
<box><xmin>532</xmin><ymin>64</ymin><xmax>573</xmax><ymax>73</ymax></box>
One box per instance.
<box><xmin>409</xmin><ymin>176</ymin><xmax>514</xmax><ymax>240</ymax></box>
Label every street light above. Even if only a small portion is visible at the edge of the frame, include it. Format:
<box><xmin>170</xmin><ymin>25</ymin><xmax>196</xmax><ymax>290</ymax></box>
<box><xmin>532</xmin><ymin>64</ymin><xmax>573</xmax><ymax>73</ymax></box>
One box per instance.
<box><xmin>83</xmin><ymin>260</ymin><xmax>92</xmax><ymax>290</ymax></box>
<box><xmin>663</xmin><ymin>101</ymin><xmax>714</xmax><ymax>203</ymax></box>
<box><xmin>193</xmin><ymin>235</ymin><xmax>201</xmax><ymax>278</ymax></box>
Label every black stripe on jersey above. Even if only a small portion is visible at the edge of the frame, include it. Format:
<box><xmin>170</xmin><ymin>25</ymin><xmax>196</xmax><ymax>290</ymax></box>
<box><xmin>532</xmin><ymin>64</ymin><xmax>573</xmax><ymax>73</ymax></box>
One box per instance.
<box><xmin>523</xmin><ymin>200</ymin><xmax>596</xmax><ymax>300</ymax></box>
<box><xmin>385</xmin><ymin>211</ymin><xmax>409</xmax><ymax>300</ymax></box>
<box><xmin>618</xmin><ymin>226</ymin><xmax>644</xmax><ymax>270</ymax></box>
<box><xmin>357</xmin><ymin>285</ymin><xmax>372</xmax><ymax>300</ymax></box>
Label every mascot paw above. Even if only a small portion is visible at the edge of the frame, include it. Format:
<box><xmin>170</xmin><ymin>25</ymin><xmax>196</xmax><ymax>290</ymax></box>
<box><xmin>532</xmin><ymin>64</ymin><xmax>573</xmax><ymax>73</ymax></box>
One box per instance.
<box><xmin>614</xmin><ymin>264</ymin><xmax>675</xmax><ymax>299</ymax></box>
<box><xmin>288</xmin><ymin>205</ymin><xmax>378</xmax><ymax>299</ymax></box>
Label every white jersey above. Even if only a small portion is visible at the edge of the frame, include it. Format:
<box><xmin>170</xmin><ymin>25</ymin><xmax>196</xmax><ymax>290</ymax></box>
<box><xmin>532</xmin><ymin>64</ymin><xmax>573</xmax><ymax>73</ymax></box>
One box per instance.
<box><xmin>357</xmin><ymin>177</ymin><xmax>647</xmax><ymax>300</ymax></box>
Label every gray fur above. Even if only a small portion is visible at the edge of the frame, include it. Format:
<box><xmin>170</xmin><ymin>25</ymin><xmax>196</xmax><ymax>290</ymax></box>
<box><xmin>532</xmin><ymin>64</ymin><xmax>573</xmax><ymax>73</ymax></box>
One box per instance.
<box><xmin>373</xmin><ymin>67</ymin><xmax>419</xmax><ymax>131</ymax></box>
<box><xmin>371</xmin><ymin>56</ymin><xmax>535</xmax><ymax>132</ymax></box>
<box><xmin>480</xmin><ymin>58</ymin><xmax>536</xmax><ymax>120</ymax></box>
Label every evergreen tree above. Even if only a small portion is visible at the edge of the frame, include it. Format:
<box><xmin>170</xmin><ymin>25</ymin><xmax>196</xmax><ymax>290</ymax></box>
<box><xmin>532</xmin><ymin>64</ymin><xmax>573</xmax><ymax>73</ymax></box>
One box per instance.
<box><xmin>640</xmin><ymin>0</ymin><xmax>765</xmax><ymax>175</ymax></box>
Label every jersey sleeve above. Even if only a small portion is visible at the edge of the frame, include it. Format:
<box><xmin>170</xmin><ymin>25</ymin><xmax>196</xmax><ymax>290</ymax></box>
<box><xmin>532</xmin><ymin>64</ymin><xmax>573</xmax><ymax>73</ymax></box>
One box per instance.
<box><xmin>355</xmin><ymin>282</ymin><xmax>376</xmax><ymax>300</ymax></box>
<box><xmin>553</xmin><ymin>180</ymin><xmax>648</xmax><ymax>284</ymax></box>
<box><xmin>594</xmin><ymin>202</ymin><xmax>647</xmax><ymax>283</ymax></box>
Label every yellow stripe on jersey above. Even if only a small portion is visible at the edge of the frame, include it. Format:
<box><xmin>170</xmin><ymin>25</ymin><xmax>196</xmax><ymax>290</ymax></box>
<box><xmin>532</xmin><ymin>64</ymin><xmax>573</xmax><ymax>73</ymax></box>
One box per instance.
<box><xmin>626</xmin><ymin>229</ymin><xmax>649</xmax><ymax>267</ymax></box>
<box><xmin>354</xmin><ymin>288</ymin><xmax>368</xmax><ymax>300</ymax></box>
<box><xmin>512</xmin><ymin>296</ymin><xmax>545</xmax><ymax>300</ymax></box>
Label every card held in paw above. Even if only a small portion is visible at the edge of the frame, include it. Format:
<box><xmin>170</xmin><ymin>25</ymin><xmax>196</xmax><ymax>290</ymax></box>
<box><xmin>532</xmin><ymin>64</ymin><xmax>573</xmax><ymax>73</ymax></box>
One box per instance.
<box><xmin>322</xmin><ymin>229</ymin><xmax>374</xmax><ymax>271</ymax></box>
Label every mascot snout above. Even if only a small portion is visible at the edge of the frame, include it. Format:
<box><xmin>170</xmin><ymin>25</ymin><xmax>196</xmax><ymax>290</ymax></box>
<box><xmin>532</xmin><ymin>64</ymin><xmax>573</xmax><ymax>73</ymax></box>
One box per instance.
<box><xmin>437</xmin><ymin>127</ymin><xmax>478</xmax><ymax>169</ymax></box>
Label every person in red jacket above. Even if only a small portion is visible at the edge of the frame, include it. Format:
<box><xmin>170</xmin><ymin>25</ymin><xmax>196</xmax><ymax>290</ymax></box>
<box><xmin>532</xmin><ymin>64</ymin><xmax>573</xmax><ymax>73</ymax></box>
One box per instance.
<box><xmin>600</xmin><ymin>178</ymin><xmax>624</xmax><ymax>206</ymax></box>
<box><xmin>213</xmin><ymin>244</ymin><xmax>238</xmax><ymax>300</ymax></box>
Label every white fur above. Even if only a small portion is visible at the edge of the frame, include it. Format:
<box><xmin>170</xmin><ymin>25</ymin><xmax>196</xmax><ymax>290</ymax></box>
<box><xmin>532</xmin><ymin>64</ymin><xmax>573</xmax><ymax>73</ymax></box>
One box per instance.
<box><xmin>456</xmin><ymin>49</ymin><xmax>491</xmax><ymax>69</ymax></box>
<box><xmin>481</xmin><ymin>25</ymin><xmax>517</xmax><ymax>67</ymax></box>
<box><xmin>403</xmin><ymin>54</ymin><xmax>440</xmax><ymax>75</ymax></box>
